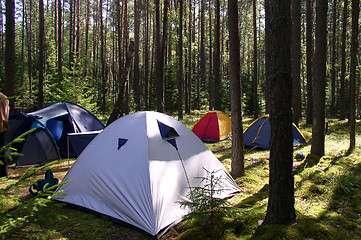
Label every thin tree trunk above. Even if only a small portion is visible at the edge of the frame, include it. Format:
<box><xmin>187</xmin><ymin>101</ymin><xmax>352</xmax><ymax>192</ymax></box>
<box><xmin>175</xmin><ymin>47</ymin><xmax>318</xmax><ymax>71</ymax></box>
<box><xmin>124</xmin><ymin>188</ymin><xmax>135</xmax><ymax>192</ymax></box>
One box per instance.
<box><xmin>229</xmin><ymin>0</ymin><xmax>244</xmax><ymax>178</ymax></box>
<box><xmin>265</xmin><ymin>0</ymin><xmax>271</xmax><ymax>114</ymax></box>
<box><xmin>38</xmin><ymin>0</ymin><xmax>45</xmax><ymax>108</ymax></box>
<box><xmin>253</xmin><ymin>0</ymin><xmax>258</xmax><ymax>119</ymax></box>
<box><xmin>134</xmin><ymin>0</ymin><xmax>141</xmax><ymax>111</ymax></box>
<box><xmin>339</xmin><ymin>0</ymin><xmax>348</xmax><ymax>120</ymax></box>
<box><xmin>291</xmin><ymin>0</ymin><xmax>301</xmax><ymax>126</ymax></box>
<box><xmin>306</xmin><ymin>0</ymin><xmax>313</xmax><ymax>124</ymax></box>
<box><xmin>5</xmin><ymin>0</ymin><xmax>16</xmax><ymax>111</ymax></box>
<box><xmin>58</xmin><ymin>0</ymin><xmax>62</xmax><ymax>83</ymax></box>
<box><xmin>330</xmin><ymin>0</ymin><xmax>338</xmax><ymax>117</ymax></box>
<box><xmin>349</xmin><ymin>0</ymin><xmax>359</xmax><ymax>150</ymax></box>
<box><xmin>144</xmin><ymin>0</ymin><xmax>150</xmax><ymax>110</ymax></box>
<box><xmin>107</xmin><ymin>42</ymin><xmax>135</xmax><ymax>126</ymax></box>
<box><xmin>178</xmin><ymin>0</ymin><xmax>184</xmax><ymax>119</ymax></box>
<box><xmin>213</xmin><ymin>0</ymin><xmax>221</xmax><ymax>110</ymax></box>
<box><xmin>311</xmin><ymin>0</ymin><xmax>328</xmax><ymax>157</ymax></box>
<box><xmin>208</xmin><ymin>0</ymin><xmax>213</xmax><ymax>110</ymax></box>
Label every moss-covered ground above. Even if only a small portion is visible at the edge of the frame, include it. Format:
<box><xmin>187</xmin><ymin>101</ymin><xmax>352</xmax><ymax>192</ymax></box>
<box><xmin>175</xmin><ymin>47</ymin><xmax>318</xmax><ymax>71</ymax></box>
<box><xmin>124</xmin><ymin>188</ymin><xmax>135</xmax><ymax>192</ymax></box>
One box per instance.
<box><xmin>1</xmin><ymin>111</ymin><xmax>360</xmax><ymax>239</ymax></box>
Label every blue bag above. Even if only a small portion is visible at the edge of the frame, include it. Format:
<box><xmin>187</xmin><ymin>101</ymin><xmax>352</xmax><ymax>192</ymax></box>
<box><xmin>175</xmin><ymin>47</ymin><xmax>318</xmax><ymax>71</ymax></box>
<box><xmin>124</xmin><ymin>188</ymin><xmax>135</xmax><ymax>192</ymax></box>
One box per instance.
<box><xmin>29</xmin><ymin>170</ymin><xmax>59</xmax><ymax>194</ymax></box>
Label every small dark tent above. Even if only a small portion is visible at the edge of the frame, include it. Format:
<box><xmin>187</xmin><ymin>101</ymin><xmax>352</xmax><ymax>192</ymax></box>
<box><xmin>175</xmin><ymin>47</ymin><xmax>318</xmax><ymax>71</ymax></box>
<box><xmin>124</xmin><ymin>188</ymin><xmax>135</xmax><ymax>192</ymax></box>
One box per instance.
<box><xmin>4</xmin><ymin>113</ymin><xmax>60</xmax><ymax>166</ymax></box>
<box><xmin>28</xmin><ymin>102</ymin><xmax>105</xmax><ymax>157</ymax></box>
<box><xmin>243</xmin><ymin>115</ymin><xmax>307</xmax><ymax>150</ymax></box>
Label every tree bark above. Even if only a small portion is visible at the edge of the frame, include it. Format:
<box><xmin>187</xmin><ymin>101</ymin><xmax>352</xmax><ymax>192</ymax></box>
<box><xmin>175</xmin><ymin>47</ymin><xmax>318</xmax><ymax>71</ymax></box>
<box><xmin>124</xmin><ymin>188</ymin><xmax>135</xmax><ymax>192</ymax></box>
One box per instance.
<box><xmin>213</xmin><ymin>0</ymin><xmax>221</xmax><ymax>110</ymax></box>
<box><xmin>5</xmin><ymin>0</ymin><xmax>16</xmax><ymax>112</ymax></box>
<box><xmin>178</xmin><ymin>0</ymin><xmax>184</xmax><ymax>120</ymax></box>
<box><xmin>253</xmin><ymin>0</ymin><xmax>259</xmax><ymax>119</ymax></box>
<box><xmin>228</xmin><ymin>0</ymin><xmax>244</xmax><ymax>178</ymax></box>
<box><xmin>311</xmin><ymin>0</ymin><xmax>328</xmax><ymax>157</ymax></box>
<box><xmin>263</xmin><ymin>0</ymin><xmax>296</xmax><ymax>225</ymax></box>
<box><xmin>107</xmin><ymin>42</ymin><xmax>135</xmax><ymax>126</ymax></box>
<box><xmin>134</xmin><ymin>0</ymin><xmax>141</xmax><ymax>111</ymax></box>
<box><xmin>38</xmin><ymin>0</ymin><xmax>45</xmax><ymax>108</ymax></box>
<box><xmin>339</xmin><ymin>0</ymin><xmax>348</xmax><ymax>120</ymax></box>
<box><xmin>306</xmin><ymin>0</ymin><xmax>313</xmax><ymax>124</ymax></box>
<box><xmin>291</xmin><ymin>0</ymin><xmax>301</xmax><ymax>126</ymax></box>
<box><xmin>330</xmin><ymin>0</ymin><xmax>338</xmax><ymax>117</ymax></box>
<box><xmin>349</xmin><ymin>0</ymin><xmax>359</xmax><ymax>150</ymax></box>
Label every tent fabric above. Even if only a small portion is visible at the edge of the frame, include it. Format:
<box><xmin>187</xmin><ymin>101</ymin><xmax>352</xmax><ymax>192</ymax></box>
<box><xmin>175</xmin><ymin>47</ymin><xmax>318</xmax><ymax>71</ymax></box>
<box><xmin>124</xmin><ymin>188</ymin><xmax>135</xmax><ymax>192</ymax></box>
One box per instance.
<box><xmin>29</xmin><ymin>102</ymin><xmax>105</xmax><ymax>157</ymax></box>
<box><xmin>243</xmin><ymin>115</ymin><xmax>307</xmax><ymax>150</ymax></box>
<box><xmin>192</xmin><ymin>111</ymin><xmax>232</xmax><ymax>142</ymax></box>
<box><xmin>67</xmin><ymin>130</ymin><xmax>103</xmax><ymax>157</ymax></box>
<box><xmin>55</xmin><ymin>111</ymin><xmax>240</xmax><ymax>237</ymax></box>
<box><xmin>4</xmin><ymin>113</ymin><xmax>60</xmax><ymax>166</ymax></box>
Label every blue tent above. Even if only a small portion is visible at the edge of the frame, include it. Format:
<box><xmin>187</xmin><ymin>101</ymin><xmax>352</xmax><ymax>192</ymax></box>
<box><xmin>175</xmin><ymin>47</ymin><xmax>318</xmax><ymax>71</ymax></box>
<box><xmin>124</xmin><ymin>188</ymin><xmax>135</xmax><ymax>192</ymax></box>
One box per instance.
<box><xmin>243</xmin><ymin>115</ymin><xmax>307</xmax><ymax>150</ymax></box>
<box><xmin>29</xmin><ymin>102</ymin><xmax>105</xmax><ymax>157</ymax></box>
<box><xmin>4</xmin><ymin>113</ymin><xmax>61</xmax><ymax>166</ymax></box>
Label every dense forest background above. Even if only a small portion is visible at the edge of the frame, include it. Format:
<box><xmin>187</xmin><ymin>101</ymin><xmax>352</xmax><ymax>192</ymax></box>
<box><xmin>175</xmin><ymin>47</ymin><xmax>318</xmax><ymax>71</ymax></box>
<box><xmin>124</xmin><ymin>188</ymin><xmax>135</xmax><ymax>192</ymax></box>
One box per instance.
<box><xmin>0</xmin><ymin>0</ymin><xmax>360</xmax><ymax>121</ymax></box>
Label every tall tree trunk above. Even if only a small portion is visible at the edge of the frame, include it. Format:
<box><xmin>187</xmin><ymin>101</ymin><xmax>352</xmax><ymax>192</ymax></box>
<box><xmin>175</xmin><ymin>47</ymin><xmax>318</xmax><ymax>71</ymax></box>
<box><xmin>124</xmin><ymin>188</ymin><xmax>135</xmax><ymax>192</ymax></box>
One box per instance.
<box><xmin>100</xmin><ymin>0</ymin><xmax>106</xmax><ymax>112</ymax></box>
<box><xmin>213</xmin><ymin>0</ymin><xmax>221</xmax><ymax>110</ymax></box>
<box><xmin>311</xmin><ymin>0</ymin><xmax>328</xmax><ymax>157</ymax></box>
<box><xmin>107</xmin><ymin>42</ymin><xmax>135</xmax><ymax>126</ymax></box>
<box><xmin>186</xmin><ymin>0</ymin><xmax>192</xmax><ymax>114</ymax></box>
<box><xmin>306</xmin><ymin>0</ymin><xmax>313</xmax><ymax>124</ymax></box>
<box><xmin>144</xmin><ymin>0</ymin><xmax>150</xmax><ymax>110</ymax></box>
<box><xmin>330</xmin><ymin>0</ymin><xmax>338</xmax><ymax>117</ymax></box>
<box><xmin>84</xmin><ymin>0</ymin><xmax>90</xmax><ymax>78</ymax></box>
<box><xmin>134</xmin><ymin>0</ymin><xmax>141</xmax><ymax>111</ymax></box>
<box><xmin>263</xmin><ymin>0</ymin><xmax>295</xmax><ymax>225</ymax></box>
<box><xmin>339</xmin><ymin>0</ymin><xmax>348</xmax><ymax>120</ymax></box>
<box><xmin>291</xmin><ymin>0</ymin><xmax>301</xmax><ymax>126</ymax></box>
<box><xmin>349</xmin><ymin>0</ymin><xmax>359</xmax><ymax>150</ymax></box>
<box><xmin>265</xmin><ymin>0</ymin><xmax>271</xmax><ymax>114</ymax></box>
<box><xmin>200</xmin><ymin>0</ymin><xmax>206</xmax><ymax>96</ymax></box>
<box><xmin>38</xmin><ymin>0</ymin><xmax>45</xmax><ymax>108</ymax></box>
<box><xmin>26</xmin><ymin>0</ymin><xmax>33</xmax><ymax>103</ymax></box>
<box><xmin>208</xmin><ymin>0</ymin><xmax>213</xmax><ymax>110</ymax></box>
<box><xmin>160</xmin><ymin>0</ymin><xmax>169</xmax><ymax>112</ymax></box>
<box><xmin>58</xmin><ymin>0</ymin><xmax>62</xmax><ymax>83</ymax></box>
<box><xmin>5</xmin><ymin>0</ymin><xmax>16</xmax><ymax>111</ymax></box>
<box><xmin>253</xmin><ymin>0</ymin><xmax>258</xmax><ymax>119</ymax></box>
<box><xmin>178</xmin><ymin>0</ymin><xmax>184</xmax><ymax>119</ymax></box>
<box><xmin>155</xmin><ymin>0</ymin><xmax>162</xmax><ymax>112</ymax></box>
<box><xmin>228</xmin><ymin>0</ymin><xmax>244</xmax><ymax>178</ymax></box>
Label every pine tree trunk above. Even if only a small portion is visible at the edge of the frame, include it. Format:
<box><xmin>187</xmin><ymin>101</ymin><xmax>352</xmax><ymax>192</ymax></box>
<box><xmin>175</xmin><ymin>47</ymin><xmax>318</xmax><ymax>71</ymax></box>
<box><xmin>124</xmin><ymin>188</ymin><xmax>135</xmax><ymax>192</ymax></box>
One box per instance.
<box><xmin>253</xmin><ymin>0</ymin><xmax>258</xmax><ymax>119</ymax></box>
<box><xmin>134</xmin><ymin>0</ymin><xmax>141</xmax><ymax>111</ymax></box>
<box><xmin>229</xmin><ymin>0</ymin><xmax>244</xmax><ymax>178</ymax></box>
<box><xmin>349</xmin><ymin>0</ymin><xmax>359</xmax><ymax>150</ymax></box>
<box><xmin>213</xmin><ymin>0</ymin><xmax>221</xmax><ymax>110</ymax></box>
<box><xmin>330</xmin><ymin>0</ymin><xmax>338</xmax><ymax>117</ymax></box>
<box><xmin>339</xmin><ymin>0</ymin><xmax>348</xmax><ymax>120</ymax></box>
<box><xmin>263</xmin><ymin>0</ymin><xmax>296</xmax><ymax>225</ymax></box>
<box><xmin>38</xmin><ymin>0</ymin><xmax>45</xmax><ymax>108</ymax></box>
<box><xmin>310</xmin><ymin>0</ymin><xmax>328</xmax><ymax>157</ymax></box>
<box><xmin>5</xmin><ymin>0</ymin><xmax>16</xmax><ymax>111</ymax></box>
<box><xmin>291</xmin><ymin>0</ymin><xmax>301</xmax><ymax>126</ymax></box>
<box><xmin>306</xmin><ymin>0</ymin><xmax>313</xmax><ymax>124</ymax></box>
<box><xmin>178</xmin><ymin>0</ymin><xmax>184</xmax><ymax>120</ymax></box>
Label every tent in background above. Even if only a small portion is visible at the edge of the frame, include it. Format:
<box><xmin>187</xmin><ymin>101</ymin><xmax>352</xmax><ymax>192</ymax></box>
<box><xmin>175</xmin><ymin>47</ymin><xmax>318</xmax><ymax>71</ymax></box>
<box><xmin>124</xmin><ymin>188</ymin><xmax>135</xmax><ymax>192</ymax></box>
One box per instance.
<box><xmin>4</xmin><ymin>113</ymin><xmax>60</xmax><ymax>166</ymax></box>
<box><xmin>243</xmin><ymin>115</ymin><xmax>307</xmax><ymax>150</ymax></box>
<box><xmin>29</xmin><ymin>102</ymin><xmax>105</xmax><ymax>157</ymax></box>
<box><xmin>55</xmin><ymin>111</ymin><xmax>240</xmax><ymax>238</ymax></box>
<box><xmin>192</xmin><ymin>111</ymin><xmax>232</xmax><ymax>142</ymax></box>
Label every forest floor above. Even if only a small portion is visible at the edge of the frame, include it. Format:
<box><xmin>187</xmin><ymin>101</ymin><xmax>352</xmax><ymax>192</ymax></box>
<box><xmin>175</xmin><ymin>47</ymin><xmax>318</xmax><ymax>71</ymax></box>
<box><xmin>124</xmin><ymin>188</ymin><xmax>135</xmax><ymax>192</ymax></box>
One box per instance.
<box><xmin>1</xmin><ymin>111</ymin><xmax>361</xmax><ymax>240</ymax></box>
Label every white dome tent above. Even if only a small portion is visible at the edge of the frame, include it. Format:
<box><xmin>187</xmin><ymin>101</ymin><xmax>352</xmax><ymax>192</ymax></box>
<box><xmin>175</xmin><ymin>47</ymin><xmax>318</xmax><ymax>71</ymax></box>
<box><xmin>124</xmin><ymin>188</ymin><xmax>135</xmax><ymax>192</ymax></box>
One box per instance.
<box><xmin>55</xmin><ymin>111</ymin><xmax>240</xmax><ymax>237</ymax></box>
